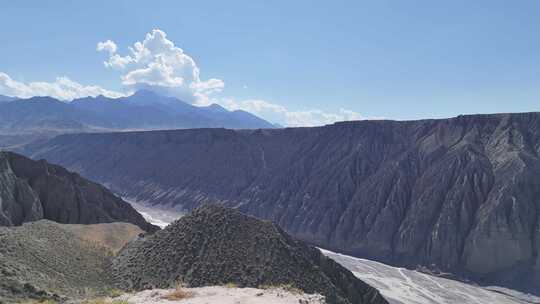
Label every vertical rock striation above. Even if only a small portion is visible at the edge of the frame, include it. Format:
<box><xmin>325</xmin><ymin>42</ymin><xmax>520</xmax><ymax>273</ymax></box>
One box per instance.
<box><xmin>0</xmin><ymin>151</ymin><xmax>158</xmax><ymax>232</ymax></box>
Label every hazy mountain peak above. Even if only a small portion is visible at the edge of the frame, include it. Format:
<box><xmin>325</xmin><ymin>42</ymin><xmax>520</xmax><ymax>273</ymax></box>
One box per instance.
<box><xmin>131</xmin><ymin>89</ymin><xmax>161</xmax><ymax>98</ymax></box>
<box><xmin>125</xmin><ymin>89</ymin><xmax>186</xmax><ymax>107</ymax></box>
<box><xmin>0</xmin><ymin>95</ymin><xmax>18</xmax><ymax>103</ymax></box>
<box><xmin>26</xmin><ymin>96</ymin><xmax>67</xmax><ymax>104</ymax></box>
<box><xmin>205</xmin><ymin>103</ymin><xmax>229</xmax><ymax>113</ymax></box>
<box><xmin>0</xmin><ymin>90</ymin><xmax>275</xmax><ymax>149</ymax></box>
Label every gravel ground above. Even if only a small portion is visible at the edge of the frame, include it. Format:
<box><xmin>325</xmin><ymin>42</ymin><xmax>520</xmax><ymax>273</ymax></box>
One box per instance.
<box><xmin>116</xmin><ymin>286</ymin><xmax>325</xmax><ymax>304</ymax></box>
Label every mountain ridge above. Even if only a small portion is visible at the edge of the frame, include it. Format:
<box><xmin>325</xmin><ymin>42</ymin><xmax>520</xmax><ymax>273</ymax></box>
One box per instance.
<box><xmin>21</xmin><ymin>111</ymin><xmax>540</xmax><ymax>294</ymax></box>
<box><xmin>0</xmin><ymin>91</ymin><xmax>275</xmax><ymax>148</ymax></box>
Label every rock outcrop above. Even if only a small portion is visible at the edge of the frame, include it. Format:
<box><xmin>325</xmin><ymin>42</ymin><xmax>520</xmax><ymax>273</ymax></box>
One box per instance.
<box><xmin>23</xmin><ymin>112</ymin><xmax>540</xmax><ymax>292</ymax></box>
<box><xmin>112</xmin><ymin>205</ymin><xmax>388</xmax><ymax>304</ymax></box>
<box><xmin>0</xmin><ymin>151</ymin><xmax>158</xmax><ymax>232</ymax></box>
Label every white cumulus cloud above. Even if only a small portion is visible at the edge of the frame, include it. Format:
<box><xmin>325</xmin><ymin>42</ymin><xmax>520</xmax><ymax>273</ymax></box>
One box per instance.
<box><xmin>221</xmin><ymin>98</ymin><xmax>362</xmax><ymax>127</ymax></box>
<box><xmin>0</xmin><ymin>72</ymin><xmax>125</xmax><ymax>101</ymax></box>
<box><xmin>96</xmin><ymin>29</ymin><xmax>364</xmax><ymax>126</ymax></box>
<box><xmin>97</xmin><ymin>29</ymin><xmax>224</xmax><ymax>104</ymax></box>
<box><xmin>96</xmin><ymin>40</ymin><xmax>117</xmax><ymax>55</ymax></box>
<box><xmin>2</xmin><ymin>28</ymin><xmax>364</xmax><ymax>127</ymax></box>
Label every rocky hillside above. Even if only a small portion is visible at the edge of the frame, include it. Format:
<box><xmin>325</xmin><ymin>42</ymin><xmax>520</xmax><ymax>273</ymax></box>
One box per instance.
<box><xmin>22</xmin><ymin>112</ymin><xmax>540</xmax><ymax>292</ymax></box>
<box><xmin>0</xmin><ymin>151</ymin><xmax>158</xmax><ymax>232</ymax></box>
<box><xmin>0</xmin><ymin>220</ymin><xmax>125</xmax><ymax>302</ymax></box>
<box><xmin>60</xmin><ymin>221</ymin><xmax>143</xmax><ymax>253</ymax></box>
<box><xmin>112</xmin><ymin>205</ymin><xmax>388</xmax><ymax>304</ymax></box>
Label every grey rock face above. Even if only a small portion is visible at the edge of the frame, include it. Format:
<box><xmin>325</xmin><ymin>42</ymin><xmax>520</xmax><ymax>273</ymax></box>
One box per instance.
<box><xmin>0</xmin><ymin>151</ymin><xmax>158</xmax><ymax>232</ymax></box>
<box><xmin>23</xmin><ymin>112</ymin><xmax>540</xmax><ymax>292</ymax></box>
<box><xmin>112</xmin><ymin>204</ymin><xmax>388</xmax><ymax>304</ymax></box>
<box><xmin>0</xmin><ymin>153</ymin><xmax>43</xmax><ymax>226</ymax></box>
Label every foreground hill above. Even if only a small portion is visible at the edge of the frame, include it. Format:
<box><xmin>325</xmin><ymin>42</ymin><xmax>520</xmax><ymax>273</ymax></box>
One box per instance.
<box><xmin>0</xmin><ymin>221</ymin><xmax>139</xmax><ymax>302</ymax></box>
<box><xmin>0</xmin><ymin>151</ymin><xmax>158</xmax><ymax>232</ymax></box>
<box><xmin>0</xmin><ymin>90</ymin><xmax>274</xmax><ymax>148</ymax></box>
<box><xmin>135</xmin><ymin>209</ymin><xmax>540</xmax><ymax>304</ymax></box>
<box><xmin>22</xmin><ymin>112</ymin><xmax>540</xmax><ymax>293</ymax></box>
<box><xmin>0</xmin><ymin>209</ymin><xmax>387</xmax><ymax>304</ymax></box>
<box><xmin>112</xmin><ymin>205</ymin><xmax>387</xmax><ymax>304</ymax></box>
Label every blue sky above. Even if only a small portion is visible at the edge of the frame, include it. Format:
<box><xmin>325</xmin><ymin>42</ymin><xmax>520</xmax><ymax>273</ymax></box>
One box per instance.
<box><xmin>1</xmin><ymin>1</ymin><xmax>539</xmax><ymax>126</ymax></box>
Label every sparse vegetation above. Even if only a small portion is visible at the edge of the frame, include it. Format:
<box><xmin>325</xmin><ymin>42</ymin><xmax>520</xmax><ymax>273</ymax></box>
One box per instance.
<box><xmin>223</xmin><ymin>282</ymin><xmax>239</xmax><ymax>288</ymax></box>
<box><xmin>259</xmin><ymin>283</ymin><xmax>303</xmax><ymax>295</ymax></box>
<box><xmin>82</xmin><ymin>298</ymin><xmax>128</xmax><ymax>304</ymax></box>
<box><xmin>103</xmin><ymin>288</ymin><xmax>124</xmax><ymax>298</ymax></box>
<box><xmin>82</xmin><ymin>298</ymin><xmax>108</xmax><ymax>304</ymax></box>
<box><xmin>161</xmin><ymin>281</ymin><xmax>194</xmax><ymax>301</ymax></box>
<box><xmin>0</xmin><ymin>221</ymin><xmax>117</xmax><ymax>303</ymax></box>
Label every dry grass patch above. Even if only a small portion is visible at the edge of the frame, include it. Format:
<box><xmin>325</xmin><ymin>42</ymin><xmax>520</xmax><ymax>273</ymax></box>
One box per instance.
<box><xmin>223</xmin><ymin>282</ymin><xmax>239</xmax><ymax>288</ymax></box>
<box><xmin>82</xmin><ymin>298</ymin><xmax>108</xmax><ymax>304</ymax></box>
<box><xmin>103</xmin><ymin>288</ymin><xmax>124</xmax><ymax>298</ymax></box>
<box><xmin>82</xmin><ymin>298</ymin><xmax>128</xmax><ymax>304</ymax></box>
<box><xmin>161</xmin><ymin>282</ymin><xmax>194</xmax><ymax>301</ymax></box>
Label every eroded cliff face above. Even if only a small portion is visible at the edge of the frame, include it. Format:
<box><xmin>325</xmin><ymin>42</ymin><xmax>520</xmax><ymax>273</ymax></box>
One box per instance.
<box><xmin>23</xmin><ymin>112</ymin><xmax>540</xmax><ymax>291</ymax></box>
<box><xmin>0</xmin><ymin>152</ymin><xmax>158</xmax><ymax>232</ymax></box>
<box><xmin>0</xmin><ymin>153</ymin><xmax>43</xmax><ymax>226</ymax></box>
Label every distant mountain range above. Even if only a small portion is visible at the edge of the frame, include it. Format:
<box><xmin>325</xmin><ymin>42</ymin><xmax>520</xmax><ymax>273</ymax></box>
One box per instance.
<box><xmin>21</xmin><ymin>112</ymin><xmax>540</xmax><ymax>295</ymax></box>
<box><xmin>0</xmin><ymin>90</ymin><xmax>275</xmax><ymax>148</ymax></box>
<box><xmin>0</xmin><ymin>95</ymin><xmax>17</xmax><ymax>103</ymax></box>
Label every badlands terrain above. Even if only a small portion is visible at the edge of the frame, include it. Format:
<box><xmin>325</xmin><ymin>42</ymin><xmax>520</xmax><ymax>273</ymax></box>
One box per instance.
<box><xmin>134</xmin><ymin>203</ymin><xmax>540</xmax><ymax>304</ymax></box>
